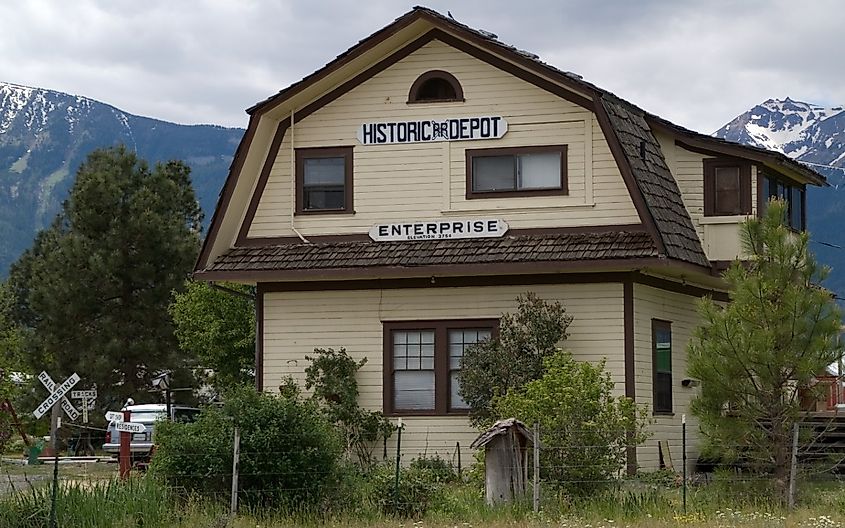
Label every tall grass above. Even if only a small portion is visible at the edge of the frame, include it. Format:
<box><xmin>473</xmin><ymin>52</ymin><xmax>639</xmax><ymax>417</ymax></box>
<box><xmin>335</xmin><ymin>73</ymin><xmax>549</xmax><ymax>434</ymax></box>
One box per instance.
<box><xmin>0</xmin><ymin>477</ymin><xmax>178</xmax><ymax>528</ymax></box>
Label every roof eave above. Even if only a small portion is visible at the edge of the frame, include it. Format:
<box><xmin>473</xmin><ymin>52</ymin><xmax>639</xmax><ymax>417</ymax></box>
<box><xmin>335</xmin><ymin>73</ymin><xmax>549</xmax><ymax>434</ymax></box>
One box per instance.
<box><xmin>647</xmin><ymin>116</ymin><xmax>828</xmax><ymax>187</ymax></box>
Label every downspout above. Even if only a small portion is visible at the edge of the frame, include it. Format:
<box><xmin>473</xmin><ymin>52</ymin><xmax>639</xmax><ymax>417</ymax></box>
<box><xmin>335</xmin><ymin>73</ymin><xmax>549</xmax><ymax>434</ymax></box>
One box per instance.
<box><xmin>289</xmin><ymin>108</ymin><xmax>309</xmax><ymax>243</ymax></box>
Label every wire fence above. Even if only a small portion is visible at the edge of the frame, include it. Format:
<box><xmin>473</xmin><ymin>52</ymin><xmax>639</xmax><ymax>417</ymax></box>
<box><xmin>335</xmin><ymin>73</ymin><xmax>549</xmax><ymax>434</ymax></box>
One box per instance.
<box><xmin>5</xmin><ymin>419</ymin><xmax>845</xmax><ymax>518</ymax></box>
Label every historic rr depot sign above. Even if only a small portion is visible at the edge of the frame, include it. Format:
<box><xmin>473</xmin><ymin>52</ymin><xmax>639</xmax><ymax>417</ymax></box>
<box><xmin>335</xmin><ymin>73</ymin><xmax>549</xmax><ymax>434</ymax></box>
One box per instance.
<box><xmin>358</xmin><ymin>116</ymin><xmax>507</xmax><ymax>145</ymax></box>
<box><xmin>369</xmin><ymin>218</ymin><xmax>508</xmax><ymax>242</ymax></box>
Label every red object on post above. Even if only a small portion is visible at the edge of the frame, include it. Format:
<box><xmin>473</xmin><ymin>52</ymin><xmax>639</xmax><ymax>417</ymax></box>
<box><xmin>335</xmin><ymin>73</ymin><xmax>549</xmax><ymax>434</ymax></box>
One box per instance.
<box><xmin>119</xmin><ymin>409</ymin><xmax>131</xmax><ymax>480</ymax></box>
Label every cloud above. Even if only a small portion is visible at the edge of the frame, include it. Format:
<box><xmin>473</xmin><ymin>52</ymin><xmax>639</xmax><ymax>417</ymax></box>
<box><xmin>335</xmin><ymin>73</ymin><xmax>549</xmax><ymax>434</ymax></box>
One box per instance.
<box><xmin>0</xmin><ymin>0</ymin><xmax>842</xmax><ymax>132</ymax></box>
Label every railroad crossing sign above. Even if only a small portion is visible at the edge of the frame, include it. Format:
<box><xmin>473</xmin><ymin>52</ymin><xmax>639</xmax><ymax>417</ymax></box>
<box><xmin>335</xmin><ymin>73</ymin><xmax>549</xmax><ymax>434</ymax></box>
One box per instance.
<box><xmin>70</xmin><ymin>389</ymin><xmax>97</xmax><ymax>423</ymax></box>
<box><xmin>115</xmin><ymin>421</ymin><xmax>145</xmax><ymax>434</ymax></box>
<box><xmin>70</xmin><ymin>390</ymin><xmax>96</xmax><ymax>400</ymax></box>
<box><xmin>33</xmin><ymin>372</ymin><xmax>80</xmax><ymax>419</ymax></box>
<box><xmin>36</xmin><ymin>371</ymin><xmax>80</xmax><ymax>421</ymax></box>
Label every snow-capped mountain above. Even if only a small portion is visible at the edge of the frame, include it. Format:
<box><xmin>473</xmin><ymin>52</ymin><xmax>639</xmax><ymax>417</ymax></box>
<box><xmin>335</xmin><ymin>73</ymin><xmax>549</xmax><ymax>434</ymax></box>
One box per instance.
<box><xmin>0</xmin><ymin>81</ymin><xmax>243</xmax><ymax>276</ymax></box>
<box><xmin>715</xmin><ymin>97</ymin><xmax>845</xmax><ymax>169</ymax></box>
<box><xmin>715</xmin><ymin>98</ymin><xmax>845</xmax><ymax>297</ymax></box>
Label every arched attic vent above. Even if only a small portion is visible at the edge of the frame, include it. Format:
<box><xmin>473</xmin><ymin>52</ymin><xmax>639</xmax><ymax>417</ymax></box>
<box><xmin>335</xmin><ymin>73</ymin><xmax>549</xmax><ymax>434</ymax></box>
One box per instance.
<box><xmin>408</xmin><ymin>70</ymin><xmax>464</xmax><ymax>103</ymax></box>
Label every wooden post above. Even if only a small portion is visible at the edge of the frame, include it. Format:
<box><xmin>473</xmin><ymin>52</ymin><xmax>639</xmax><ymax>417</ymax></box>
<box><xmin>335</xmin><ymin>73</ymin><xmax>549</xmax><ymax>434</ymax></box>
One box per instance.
<box><xmin>394</xmin><ymin>418</ymin><xmax>402</xmax><ymax>511</ymax></box>
<box><xmin>533</xmin><ymin>422</ymin><xmax>539</xmax><ymax>513</ymax></box>
<box><xmin>230</xmin><ymin>426</ymin><xmax>241</xmax><ymax>517</ymax></box>
<box><xmin>788</xmin><ymin>423</ymin><xmax>799</xmax><ymax>509</ymax></box>
<box><xmin>682</xmin><ymin>415</ymin><xmax>687</xmax><ymax>514</ymax></box>
<box><xmin>119</xmin><ymin>409</ymin><xmax>131</xmax><ymax>480</ymax></box>
<box><xmin>456</xmin><ymin>442</ymin><xmax>461</xmax><ymax>480</ymax></box>
<box><xmin>48</xmin><ymin>403</ymin><xmax>61</xmax><ymax>528</ymax></box>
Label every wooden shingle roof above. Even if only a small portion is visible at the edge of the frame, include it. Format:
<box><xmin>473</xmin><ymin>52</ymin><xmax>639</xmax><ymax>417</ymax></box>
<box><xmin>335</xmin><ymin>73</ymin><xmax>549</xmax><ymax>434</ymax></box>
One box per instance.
<box><xmin>601</xmin><ymin>97</ymin><xmax>710</xmax><ymax>267</ymax></box>
<box><xmin>205</xmin><ymin>231</ymin><xmax>658</xmax><ymax>274</ymax></box>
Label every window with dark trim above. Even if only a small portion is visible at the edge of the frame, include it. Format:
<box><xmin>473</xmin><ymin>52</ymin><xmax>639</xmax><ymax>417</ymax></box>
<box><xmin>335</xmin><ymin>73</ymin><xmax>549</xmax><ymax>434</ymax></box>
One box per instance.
<box><xmin>295</xmin><ymin>146</ymin><xmax>353</xmax><ymax>215</ymax></box>
<box><xmin>383</xmin><ymin>319</ymin><xmax>497</xmax><ymax>415</ymax></box>
<box><xmin>466</xmin><ymin>145</ymin><xmax>568</xmax><ymax>199</ymax></box>
<box><xmin>408</xmin><ymin>70</ymin><xmax>464</xmax><ymax>103</ymax></box>
<box><xmin>703</xmin><ymin>158</ymin><xmax>752</xmax><ymax>216</ymax></box>
<box><xmin>761</xmin><ymin>173</ymin><xmax>806</xmax><ymax>231</ymax></box>
<box><xmin>652</xmin><ymin>319</ymin><xmax>673</xmax><ymax>415</ymax></box>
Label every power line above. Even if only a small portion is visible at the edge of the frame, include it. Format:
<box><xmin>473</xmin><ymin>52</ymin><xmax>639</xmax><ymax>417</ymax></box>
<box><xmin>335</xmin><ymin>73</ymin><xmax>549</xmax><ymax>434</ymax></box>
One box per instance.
<box><xmin>800</xmin><ymin>160</ymin><xmax>845</xmax><ymax>172</ymax></box>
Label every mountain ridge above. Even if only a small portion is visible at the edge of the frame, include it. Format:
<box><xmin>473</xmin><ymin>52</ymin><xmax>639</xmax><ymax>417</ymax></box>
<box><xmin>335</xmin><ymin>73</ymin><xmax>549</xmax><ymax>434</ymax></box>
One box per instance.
<box><xmin>0</xmin><ymin>80</ymin><xmax>244</xmax><ymax>275</ymax></box>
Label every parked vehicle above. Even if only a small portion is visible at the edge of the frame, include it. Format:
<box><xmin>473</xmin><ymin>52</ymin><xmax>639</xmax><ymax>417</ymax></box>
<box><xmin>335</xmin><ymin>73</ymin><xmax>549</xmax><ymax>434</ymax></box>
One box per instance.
<box><xmin>102</xmin><ymin>403</ymin><xmax>200</xmax><ymax>460</ymax></box>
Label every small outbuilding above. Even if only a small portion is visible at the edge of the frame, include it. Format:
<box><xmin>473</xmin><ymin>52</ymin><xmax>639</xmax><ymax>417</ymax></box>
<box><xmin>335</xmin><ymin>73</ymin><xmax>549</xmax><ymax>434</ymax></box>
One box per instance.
<box><xmin>471</xmin><ymin>418</ymin><xmax>535</xmax><ymax>504</ymax></box>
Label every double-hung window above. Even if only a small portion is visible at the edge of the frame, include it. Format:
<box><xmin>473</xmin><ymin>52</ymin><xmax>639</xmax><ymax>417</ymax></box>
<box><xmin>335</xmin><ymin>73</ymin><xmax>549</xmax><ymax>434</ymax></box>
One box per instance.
<box><xmin>703</xmin><ymin>158</ymin><xmax>752</xmax><ymax>216</ymax></box>
<box><xmin>466</xmin><ymin>145</ymin><xmax>567</xmax><ymax>198</ymax></box>
<box><xmin>384</xmin><ymin>320</ymin><xmax>496</xmax><ymax>415</ymax></box>
<box><xmin>295</xmin><ymin>146</ymin><xmax>353</xmax><ymax>214</ymax></box>
<box><xmin>652</xmin><ymin>320</ymin><xmax>673</xmax><ymax>415</ymax></box>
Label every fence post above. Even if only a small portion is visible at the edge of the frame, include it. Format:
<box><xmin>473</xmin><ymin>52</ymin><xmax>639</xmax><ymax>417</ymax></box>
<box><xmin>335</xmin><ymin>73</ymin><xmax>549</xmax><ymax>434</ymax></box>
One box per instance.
<box><xmin>533</xmin><ymin>422</ymin><xmax>540</xmax><ymax>513</ymax></box>
<box><xmin>230</xmin><ymin>426</ymin><xmax>241</xmax><ymax>518</ymax></box>
<box><xmin>119</xmin><ymin>409</ymin><xmax>131</xmax><ymax>480</ymax></box>
<box><xmin>788</xmin><ymin>422</ymin><xmax>799</xmax><ymax>510</ymax></box>
<box><xmin>394</xmin><ymin>418</ymin><xmax>403</xmax><ymax>512</ymax></box>
<box><xmin>48</xmin><ymin>404</ymin><xmax>61</xmax><ymax>528</ymax></box>
<box><xmin>456</xmin><ymin>441</ymin><xmax>461</xmax><ymax>480</ymax></box>
<box><xmin>682</xmin><ymin>414</ymin><xmax>687</xmax><ymax>514</ymax></box>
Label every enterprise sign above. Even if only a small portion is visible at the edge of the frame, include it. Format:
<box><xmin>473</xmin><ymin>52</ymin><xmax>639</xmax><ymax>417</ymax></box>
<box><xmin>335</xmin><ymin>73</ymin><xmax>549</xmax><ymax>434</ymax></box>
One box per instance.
<box><xmin>358</xmin><ymin>116</ymin><xmax>507</xmax><ymax>145</ymax></box>
<box><xmin>369</xmin><ymin>218</ymin><xmax>508</xmax><ymax>242</ymax></box>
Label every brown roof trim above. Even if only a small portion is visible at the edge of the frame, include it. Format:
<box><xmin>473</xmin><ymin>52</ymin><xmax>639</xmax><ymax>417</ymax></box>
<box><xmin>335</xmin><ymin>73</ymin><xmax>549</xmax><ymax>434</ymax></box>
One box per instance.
<box><xmin>668</xmin><ymin>132</ymin><xmax>827</xmax><ymax>187</ymax></box>
<box><xmin>431</xmin><ymin>29</ymin><xmax>594</xmax><ymax>110</ymax></box>
<box><xmin>257</xmin><ymin>270</ymin><xmax>727</xmax><ymax>301</ymax></box>
<box><xmin>196</xmin><ymin>114</ymin><xmax>259</xmax><ymax>270</ymax></box>
<box><xmin>235</xmin><ymin>30</ymin><xmax>450</xmax><ymax>245</ymax></box>
<box><xmin>237</xmin><ymin>224</ymin><xmax>646</xmax><ymax>247</ymax></box>
<box><xmin>594</xmin><ymin>99</ymin><xmax>667</xmax><ymax>256</ymax></box>
<box><xmin>248</xmin><ymin>9</ymin><xmax>596</xmax><ymax>117</ymax></box>
<box><xmin>236</xmin><ymin>119</ymin><xmax>290</xmax><ymax>244</ymax></box>
<box><xmin>255</xmin><ymin>283</ymin><xmax>265</xmax><ymax>392</ymax></box>
<box><xmin>636</xmin><ymin>273</ymin><xmax>729</xmax><ymax>302</ymax></box>
<box><xmin>196</xmin><ymin>256</ymin><xmax>715</xmax><ymax>283</ymax></box>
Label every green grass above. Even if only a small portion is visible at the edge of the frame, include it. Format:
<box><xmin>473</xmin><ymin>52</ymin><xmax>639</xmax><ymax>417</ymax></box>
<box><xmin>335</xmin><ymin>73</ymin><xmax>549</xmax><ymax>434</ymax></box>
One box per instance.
<box><xmin>2</xmin><ymin>473</ymin><xmax>845</xmax><ymax>528</ymax></box>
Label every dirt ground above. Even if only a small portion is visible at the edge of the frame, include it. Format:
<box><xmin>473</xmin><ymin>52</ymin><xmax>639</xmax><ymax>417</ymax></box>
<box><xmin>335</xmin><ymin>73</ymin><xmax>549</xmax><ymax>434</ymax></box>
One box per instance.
<box><xmin>0</xmin><ymin>459</ymin><xmax>116</xmax><ymax>496</ymax></box>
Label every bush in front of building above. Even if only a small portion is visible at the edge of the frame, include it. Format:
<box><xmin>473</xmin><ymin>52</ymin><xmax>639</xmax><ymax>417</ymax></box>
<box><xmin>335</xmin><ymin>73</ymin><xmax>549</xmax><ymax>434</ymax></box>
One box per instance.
<box><xmin>494</xmin><ymin>351</ymin><xmax>650</xmax><ymax>495</ymax></box>
<box><xmin>458</xmin><ymin>292</ymin><xmax>573</xmax><ymax>426</ymax></box>
<box><xmin>150</xmin><ymin>386</ymin><xmax>342</xmax><ymax>509</ymax></box>
<box><xmin>369</xmin><ymin>460</ymin><xmax>445</xmax><ymax>518</ymax></box>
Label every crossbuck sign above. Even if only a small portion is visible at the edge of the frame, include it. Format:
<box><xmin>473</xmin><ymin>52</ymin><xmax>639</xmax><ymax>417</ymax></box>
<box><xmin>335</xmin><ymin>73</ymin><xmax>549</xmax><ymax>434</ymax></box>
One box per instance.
<box><xmin>33</xmin><ymin>372</ymin><xmax>80</xmax><ymax>419</ymax></box>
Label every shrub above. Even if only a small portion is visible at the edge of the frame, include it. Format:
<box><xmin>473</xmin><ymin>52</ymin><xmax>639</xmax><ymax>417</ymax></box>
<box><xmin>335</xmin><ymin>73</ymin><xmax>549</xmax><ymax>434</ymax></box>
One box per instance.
<box><xmin>150</xmin><ymin>386</ymin><xmax>342</xmax><ymax>510</ymax></box>
<box><xmin>304</xmin><ymin>347</ymin><xmax>393</xmax><ymax>466</ymax></box>
<box><xmin>494</xmin><ymin>351</ymin><xmax>650</xmax><ymax>495</ymax></box>
<box><xmin>370</xmin><ymin>461</ymin><xmax>444</xmax><ymax>518</ymax></box>
<box><xmin>458</xmin><ymin>292</ymin><xmax>572</xmax><ymax>426</ymax></box>
<box><xmin>410</xmin><ymin>454</ymin><xmax>457</xmax><ymax>484</ymax></box>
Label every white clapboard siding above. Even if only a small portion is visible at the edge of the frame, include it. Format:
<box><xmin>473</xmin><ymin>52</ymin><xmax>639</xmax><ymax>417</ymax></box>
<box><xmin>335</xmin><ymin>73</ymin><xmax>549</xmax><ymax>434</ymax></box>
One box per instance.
<box><xmin>664</xmin><ymin>138</ymin><xmax>757</xmax><ymax>258</ymax></box>
<box><xmin>263</xmin><ymin>282</ymin><xmax>626</xmax><ymax>462</ymax></box>
<box><xmin>248</xmin><ymin>39</ymin><xmax>638</xmax><ymax>238</ymax></box>
<box><xmin>632</xmin><ymin>283</ymin><xmax>703</xmax><ymax>471</ymax></box>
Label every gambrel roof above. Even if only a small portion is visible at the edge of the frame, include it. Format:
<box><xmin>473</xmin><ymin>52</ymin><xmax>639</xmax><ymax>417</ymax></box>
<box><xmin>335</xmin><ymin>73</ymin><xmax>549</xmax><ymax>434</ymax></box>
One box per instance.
<box><xmin>195</xmin><ymin>7</ymin><xmax>826</xmax><ymax>278</ymax></box>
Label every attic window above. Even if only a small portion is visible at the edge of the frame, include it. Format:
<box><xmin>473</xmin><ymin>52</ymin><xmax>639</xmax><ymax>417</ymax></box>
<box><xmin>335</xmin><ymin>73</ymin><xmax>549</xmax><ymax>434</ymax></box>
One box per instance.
<box><xmin>703</xmin><ymin>158</ymin><xmax>751</xmax><ymax>216</ymax></box>
<box><xmin>408</xmin><ymin>70</ymin><xmax>464</xmax><ymax>103</ymax></box>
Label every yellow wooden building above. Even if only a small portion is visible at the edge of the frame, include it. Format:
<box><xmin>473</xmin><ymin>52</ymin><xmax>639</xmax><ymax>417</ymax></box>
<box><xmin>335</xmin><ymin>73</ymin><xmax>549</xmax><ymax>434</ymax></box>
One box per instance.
<box><xmin>195</xmin><ymin>8</ymin><xmax>827</xmax><ymax>471</ymax></box>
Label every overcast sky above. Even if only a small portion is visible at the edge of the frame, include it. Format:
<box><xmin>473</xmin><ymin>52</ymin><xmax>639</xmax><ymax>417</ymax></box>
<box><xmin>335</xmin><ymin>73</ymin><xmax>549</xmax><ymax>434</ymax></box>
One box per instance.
<box><xmin>1</xmin><ymin>0</ymin><xmax>842</xmax><ymax>133</ymax></box>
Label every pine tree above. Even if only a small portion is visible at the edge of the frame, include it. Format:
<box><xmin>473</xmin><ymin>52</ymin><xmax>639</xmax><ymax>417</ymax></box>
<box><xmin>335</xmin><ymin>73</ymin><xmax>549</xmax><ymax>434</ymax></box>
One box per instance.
<box><xmin>7</xmin><ymin>145</ymin><xmax>202</xmax><ymax>409</ymax></box>
<box><xmin>688</xmin><ymin>199</ymin><xmax>842</xmax><ymax>500</ymax></box>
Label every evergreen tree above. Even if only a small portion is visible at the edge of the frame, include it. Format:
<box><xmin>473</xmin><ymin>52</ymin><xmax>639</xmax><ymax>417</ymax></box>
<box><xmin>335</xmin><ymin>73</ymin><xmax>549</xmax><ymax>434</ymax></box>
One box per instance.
<box><xmin>688</xmin><ymin>199</ymin><xmax>842</xmax><ymax>500</ymax></box>
<box><xmin>7</xmin><ymin>146</ymin><xmax>202</xmax><ymax>409</ymax></box>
